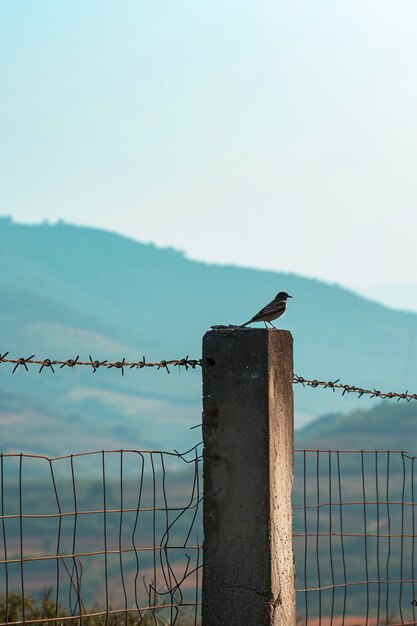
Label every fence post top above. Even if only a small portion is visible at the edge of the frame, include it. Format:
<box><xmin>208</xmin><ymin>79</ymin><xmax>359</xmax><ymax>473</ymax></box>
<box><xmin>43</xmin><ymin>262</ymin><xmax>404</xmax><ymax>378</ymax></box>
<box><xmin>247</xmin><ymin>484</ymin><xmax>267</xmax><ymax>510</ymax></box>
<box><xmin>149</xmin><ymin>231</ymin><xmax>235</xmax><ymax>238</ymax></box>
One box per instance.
<box><xmin>205</xmin><ymin>326</ymin><xmax>293</xmax><ymax>336</ymax></box>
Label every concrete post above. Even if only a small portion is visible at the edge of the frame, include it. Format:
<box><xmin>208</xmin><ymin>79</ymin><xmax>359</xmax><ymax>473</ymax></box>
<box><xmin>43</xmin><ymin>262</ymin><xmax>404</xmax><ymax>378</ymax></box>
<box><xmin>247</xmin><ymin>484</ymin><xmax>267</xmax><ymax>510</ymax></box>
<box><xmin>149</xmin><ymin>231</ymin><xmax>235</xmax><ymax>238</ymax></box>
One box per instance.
<box><xmin>202</xmin><ymin>328</ymin><xmax>295</xmax><ymax>626</ymax></box>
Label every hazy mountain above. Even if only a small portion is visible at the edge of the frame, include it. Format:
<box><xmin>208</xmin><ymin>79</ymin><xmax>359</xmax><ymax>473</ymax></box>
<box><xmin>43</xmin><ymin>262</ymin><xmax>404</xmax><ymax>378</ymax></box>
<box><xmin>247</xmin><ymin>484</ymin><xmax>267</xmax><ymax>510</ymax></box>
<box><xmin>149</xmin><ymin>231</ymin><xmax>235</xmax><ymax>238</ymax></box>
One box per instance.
<box><xmin>1</xmin><ymin>216</ymin><xmax>417</xmax><ymax>455</ymax></box>
<box><xmin>296</xmin><ymin>399</ymin><xmax>417</xmax><ymax>452</ymax></box>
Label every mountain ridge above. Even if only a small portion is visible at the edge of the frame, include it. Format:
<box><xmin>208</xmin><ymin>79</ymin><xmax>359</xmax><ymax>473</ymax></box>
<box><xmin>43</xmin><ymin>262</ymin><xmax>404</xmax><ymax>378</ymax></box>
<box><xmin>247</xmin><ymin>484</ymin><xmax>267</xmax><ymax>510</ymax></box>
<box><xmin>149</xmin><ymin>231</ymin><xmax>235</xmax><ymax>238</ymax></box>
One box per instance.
<box><xmin>2</xmin><ymin>216</ymin><xmax>417</xmax><ymax>454</ymax></box>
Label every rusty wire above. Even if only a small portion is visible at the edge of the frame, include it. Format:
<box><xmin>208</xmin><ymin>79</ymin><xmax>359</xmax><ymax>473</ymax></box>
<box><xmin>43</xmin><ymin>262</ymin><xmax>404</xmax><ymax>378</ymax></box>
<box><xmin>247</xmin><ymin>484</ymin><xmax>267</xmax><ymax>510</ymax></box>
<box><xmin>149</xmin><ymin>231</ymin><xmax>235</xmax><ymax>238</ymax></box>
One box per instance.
<box><xmin>0</xmin><ymin>447</ymin><xmax>202</xmax><ymax>626</ymax></box>
<box><xmin>0</xmin><ymin>352</ymin><xmax>202</xmax><ymax>375</ymax></box>
<box><xmin>293</xmin><ymin>374</ymin><xmax>417</xmax><ymax>401</ymax></box>
<box><xmin>1</xmin><ymin>351</ymin><xmax>417</xmax><ymax>403</ymax></box>
<box><xmin>294</xmin><ymin>449</ymin><xmax>417</xmax><ymax>624</ymax></box>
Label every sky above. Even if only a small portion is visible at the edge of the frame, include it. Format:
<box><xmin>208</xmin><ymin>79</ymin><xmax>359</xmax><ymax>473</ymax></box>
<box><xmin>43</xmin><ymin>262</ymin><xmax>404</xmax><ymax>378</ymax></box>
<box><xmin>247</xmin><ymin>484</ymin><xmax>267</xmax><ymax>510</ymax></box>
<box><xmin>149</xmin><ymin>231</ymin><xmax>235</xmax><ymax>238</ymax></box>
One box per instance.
<box><xmin>1</xmin><ymin>0</ymin><xmax>417</xmax><ymax>303</ymax></box>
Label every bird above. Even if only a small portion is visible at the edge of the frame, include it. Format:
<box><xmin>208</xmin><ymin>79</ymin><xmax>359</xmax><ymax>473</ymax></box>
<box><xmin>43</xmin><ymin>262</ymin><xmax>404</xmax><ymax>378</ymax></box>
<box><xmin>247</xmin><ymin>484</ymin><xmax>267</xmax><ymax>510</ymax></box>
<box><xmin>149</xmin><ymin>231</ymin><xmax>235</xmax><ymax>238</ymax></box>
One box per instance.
<box><xmin>240</xmin><ymin>291</ymin><xmax>293</xmax><ymax>329</ymax></box>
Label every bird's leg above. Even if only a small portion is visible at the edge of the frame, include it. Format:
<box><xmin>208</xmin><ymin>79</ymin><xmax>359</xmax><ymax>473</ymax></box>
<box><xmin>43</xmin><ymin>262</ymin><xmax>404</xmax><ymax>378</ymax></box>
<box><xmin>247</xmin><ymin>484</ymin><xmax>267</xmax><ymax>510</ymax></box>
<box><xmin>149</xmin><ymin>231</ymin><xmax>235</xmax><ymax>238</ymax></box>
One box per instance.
<box><xmin>264</xmin><ymin>322</ymin><xmax>268</xmax><ymax>328</ymax></box>
<box><xmin>269</xmin><ymin>321</ymin><xmax>277</xmax><ymax>329</ymax></box>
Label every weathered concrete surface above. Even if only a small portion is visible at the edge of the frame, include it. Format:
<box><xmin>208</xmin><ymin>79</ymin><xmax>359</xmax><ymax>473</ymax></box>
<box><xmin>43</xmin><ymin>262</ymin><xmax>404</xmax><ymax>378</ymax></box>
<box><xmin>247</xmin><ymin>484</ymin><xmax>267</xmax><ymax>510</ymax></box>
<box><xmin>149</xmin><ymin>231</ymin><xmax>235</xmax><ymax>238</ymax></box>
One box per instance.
<box><xmin>202</xmin><ymin>328</ymin><xmax>295</xmax><ymax>626</ymax></box>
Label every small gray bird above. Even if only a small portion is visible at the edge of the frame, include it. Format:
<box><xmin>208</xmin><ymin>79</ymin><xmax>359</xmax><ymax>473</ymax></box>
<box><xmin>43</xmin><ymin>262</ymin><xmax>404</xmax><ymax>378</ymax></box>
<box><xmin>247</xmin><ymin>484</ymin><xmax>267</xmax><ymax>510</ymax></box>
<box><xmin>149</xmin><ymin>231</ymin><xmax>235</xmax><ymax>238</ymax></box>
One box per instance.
<box><xmin>240</xmin><ymin>291</ymin><xmax>293</xmax><ymax>328</ymax></box>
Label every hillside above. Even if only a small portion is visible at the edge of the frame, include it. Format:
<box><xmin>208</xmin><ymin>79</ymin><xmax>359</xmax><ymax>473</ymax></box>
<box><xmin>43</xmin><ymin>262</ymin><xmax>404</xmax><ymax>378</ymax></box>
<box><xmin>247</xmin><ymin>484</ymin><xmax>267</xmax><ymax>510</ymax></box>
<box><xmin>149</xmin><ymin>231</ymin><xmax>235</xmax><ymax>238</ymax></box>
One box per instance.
<box><xmin>296</xmin><ymin>398</ymin><xmax>417</xmax><ymax>452</ymax></box>
<box><xmin>2</xmin><ymin>216</ymin><xmax>417</xmax><ymax>454</ymax></box>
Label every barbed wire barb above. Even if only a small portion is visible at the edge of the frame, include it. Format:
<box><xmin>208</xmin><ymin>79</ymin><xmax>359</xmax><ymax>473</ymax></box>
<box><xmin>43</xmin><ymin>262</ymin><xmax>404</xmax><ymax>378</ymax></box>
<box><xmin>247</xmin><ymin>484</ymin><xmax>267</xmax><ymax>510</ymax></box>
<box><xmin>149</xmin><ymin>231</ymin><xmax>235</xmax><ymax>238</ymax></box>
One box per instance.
<box><xmin>60</xmin><ymin>355</ymin><xmax>80</xmax><ymax>369</ymax></box>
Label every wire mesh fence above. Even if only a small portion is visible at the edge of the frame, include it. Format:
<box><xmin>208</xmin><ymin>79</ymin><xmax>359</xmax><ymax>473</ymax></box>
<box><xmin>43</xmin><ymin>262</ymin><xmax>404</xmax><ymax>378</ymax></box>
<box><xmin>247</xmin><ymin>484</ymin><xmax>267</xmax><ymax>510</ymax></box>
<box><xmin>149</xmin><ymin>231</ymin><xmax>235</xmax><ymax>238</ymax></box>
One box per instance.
<box><xmin>0</xmin><ymin>447</ymin><xmax>202</xmax><ymax>626</ymax></box>
<box><xmin>4</xmin><ymin>447</ymin><xmax>417</xmax><ymax>625</ymax></box>
<box><xmin>294</xmin><ymin>449</ymin><xmax>417</xmax><ymax>626</ymax></box>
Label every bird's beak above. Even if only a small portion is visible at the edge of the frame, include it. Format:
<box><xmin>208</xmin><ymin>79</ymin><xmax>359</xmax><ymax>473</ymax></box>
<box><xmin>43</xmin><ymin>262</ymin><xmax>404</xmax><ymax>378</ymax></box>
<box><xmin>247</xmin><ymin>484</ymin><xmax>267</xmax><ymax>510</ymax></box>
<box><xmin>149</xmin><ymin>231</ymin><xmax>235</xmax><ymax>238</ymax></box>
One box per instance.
<box><xmin>288</xmin><ymin>295</ymin><xmax>293</xmax><ymax>298</ymax></box>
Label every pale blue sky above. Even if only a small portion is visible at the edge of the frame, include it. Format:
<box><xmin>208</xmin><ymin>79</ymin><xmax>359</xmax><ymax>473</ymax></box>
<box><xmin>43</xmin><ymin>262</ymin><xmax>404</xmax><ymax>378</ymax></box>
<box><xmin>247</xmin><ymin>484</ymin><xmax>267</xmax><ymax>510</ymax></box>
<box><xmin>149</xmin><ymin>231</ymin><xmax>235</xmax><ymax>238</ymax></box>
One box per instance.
<box><xmin>2</xmin><ymin>0</ymin><xmax>417</xmax><ymax>298</ymax></box>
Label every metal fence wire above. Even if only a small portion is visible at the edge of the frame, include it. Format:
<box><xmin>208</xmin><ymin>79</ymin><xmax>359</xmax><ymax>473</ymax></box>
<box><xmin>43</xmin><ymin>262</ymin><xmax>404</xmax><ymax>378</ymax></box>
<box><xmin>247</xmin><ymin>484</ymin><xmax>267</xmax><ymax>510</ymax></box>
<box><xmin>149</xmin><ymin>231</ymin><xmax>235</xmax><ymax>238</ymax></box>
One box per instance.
<box><xmin>1</xmin><ymin>351</ymin><xmax>417</xmax><ymax>403</ymax></box>
<box><xmin>294</xmin><ymin>449</ymin><xmax>417</xmax><ymax>626</ymax></box>
<box><xmin>0</xmin><ymin>447</ymin><xmax>202</xmax><ymax>626</ymax></box>
<box><xmin>3</xmin><ymin>438</ymin><xmax>417</xmax><ymax>624</ymax></box>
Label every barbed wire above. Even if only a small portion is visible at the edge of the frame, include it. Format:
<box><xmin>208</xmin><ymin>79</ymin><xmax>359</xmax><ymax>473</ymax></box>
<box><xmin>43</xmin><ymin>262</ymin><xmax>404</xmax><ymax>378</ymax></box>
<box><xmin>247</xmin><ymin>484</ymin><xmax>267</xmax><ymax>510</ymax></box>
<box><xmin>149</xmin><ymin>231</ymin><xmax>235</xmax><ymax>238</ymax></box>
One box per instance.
<box><xmin>0</xmin><ymin>352</ymin><xmax>202</xmax><ymax>375</ymax></box>
<box><xmin>1</xmin><ymin>352</ymin><xmax>417</xmax><ymax>401</ymax></box>
<box><xmin>293</xmin><ymin>375</ymin><xmax>417</xmax><ymax>401</ymax></box>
